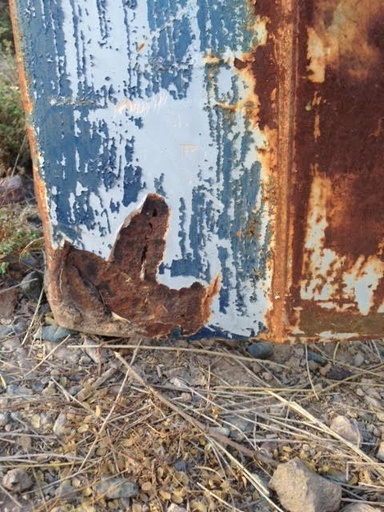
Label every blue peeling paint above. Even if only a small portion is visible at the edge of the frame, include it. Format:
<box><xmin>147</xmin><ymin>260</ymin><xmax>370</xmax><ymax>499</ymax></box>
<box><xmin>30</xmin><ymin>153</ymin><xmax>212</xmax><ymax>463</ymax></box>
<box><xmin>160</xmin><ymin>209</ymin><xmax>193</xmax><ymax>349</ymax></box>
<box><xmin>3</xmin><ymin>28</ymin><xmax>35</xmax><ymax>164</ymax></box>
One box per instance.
<box><xmin>146</xmin><ymin>0</ymin><xmax>193</xmax><ymax>99</ymax></box>
<box><xmin>197</xmin><ymin>0</ymin><xmax>257</xmax><ymax>54</ymax></box>
<box><xmin>15</xmin><ymin>0</ymin><xmax>271</xmax><ymax>338</ymax></box>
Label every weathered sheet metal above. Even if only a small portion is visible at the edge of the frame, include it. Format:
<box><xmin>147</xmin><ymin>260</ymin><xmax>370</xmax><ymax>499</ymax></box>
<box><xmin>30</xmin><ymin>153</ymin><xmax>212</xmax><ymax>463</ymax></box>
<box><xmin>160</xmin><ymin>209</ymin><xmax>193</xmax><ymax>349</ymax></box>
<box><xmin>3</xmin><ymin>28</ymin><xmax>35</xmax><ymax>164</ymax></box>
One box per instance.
<box><xmin>10</xmin><ymin>0</ymin><xmax>384</xmax><ymax>341</ymax></box>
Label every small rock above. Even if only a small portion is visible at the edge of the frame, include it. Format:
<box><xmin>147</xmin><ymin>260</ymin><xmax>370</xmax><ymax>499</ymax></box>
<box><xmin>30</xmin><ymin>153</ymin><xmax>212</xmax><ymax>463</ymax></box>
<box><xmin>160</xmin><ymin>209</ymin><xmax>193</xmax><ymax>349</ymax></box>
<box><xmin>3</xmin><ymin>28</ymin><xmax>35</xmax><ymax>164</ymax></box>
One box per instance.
<box><xmin>0</xmin><ymin>175</ymin><xmax>25</xmax><ymax>205</ymax></box>
<box><xmin>307</xmin><ymin>351</ymin><xmax>327</xmax><ymax>365</ymax></box>
<box><xmin>3</xmin><ymin>468</ymin><xmax>33</xmax><ymax>493</ymax></box>
<box><xmin>37</xmin><ymin>324</ymin><xmax>75</xmax><ymax>343</ymax></box>
<box><xmin>0</xmin><ymin>287</ymin><xmax>18</xmax><ymax>320</ymax></box>
<box><xmin>0</xmin><ymin>325</ymin><xmax>16</xmax><ymax>337</ymax></box>
<box><xmin>340</xmin><ymin>505</ymin><xmax>381</xmax><ymax>512</ymax></box>
<box><xmin>7</xmin><ymin>384</ymin><xmax>32</xmax><ymax>397</ymax></box>
<box><xmin>82</xmin><ymin>338</ymin><xmax>107</xmax><ymax>364</ymax></box>
<box><xmin>173</xmin><ymin>459</ymin><xmax>187</xmax><ymax>472</ymax></box>
<box><xmin>20</xmin><ymin>271</ymin><xmax>44</xmax><ymax>301</ymax></box>
<box><xmin>269</xmin><ymin>458</ymin><xmax>342</xmax><ymax>512</ymax></box>
<box><xmin>55</xmin><ymin>482</ymin><xmax>77</xmax><ymax>501</ymax></box>
<box><xmin>325</xmin><ymin>367</ymin><xmax>353</xmax><ymax>380</ymax></box>
<box><xmin>95</xmin><ymin>477</ymin><xmax>139</xmax><ymax>499</ymax></box>
<box><xmin>365</xmin><ymin>396</ymin><xmax>381</xmax><ymax>409</ymax></box>
<box><xmin>53</xmin><ymin>413</ymin><xmax>71</xmax><ymax>437</ymax></box>
<box><xmin>208</xmin><ymin>426</ymin><xmax>230</xmax><ymax>437</ymax></box>
<box><xmin>167</xmin><ymin>505</ymin><xmax>186</xmax><ymax>512</ymax></box>
<box><xmin>247</xmin><ymin>342</ymin><xmax>273</xmax><ymax>360</ymax></box>
<box><xmin>353</xmin><ymin>352</ymin><xmax>365</xmax><ymax>367</ymax></box>
<box><xmin>376</xmin><ymin>441</ymin><xmax>384</xmax><ymax>462</ymax></box>
<box><xmin>0</xmin><ymin>412</ymin><xmax>10</xmax><ymax>427</ymax></box>
<box><xmin>169</xmin><ymin>377</ymin><xmax>189</xmax><ymax>389</ymax></box>
<box><xmin>330</xmin><ymin>415</ymin><xmax>362</xmax><ymax>447</ymax></box>
<box><xmin>226</xmin><ymin>415</ymin><xmax>255</xmax><ymax>440</ymax></box>
<box><xmin>261</xmin><ymin>371</ymin><xmax>273</xmax><ymax>382</ymax></box>
<box><xmin>308</xmin><ymin>360</ymin><xmax>320</xmax><ymax>372</ymax></box>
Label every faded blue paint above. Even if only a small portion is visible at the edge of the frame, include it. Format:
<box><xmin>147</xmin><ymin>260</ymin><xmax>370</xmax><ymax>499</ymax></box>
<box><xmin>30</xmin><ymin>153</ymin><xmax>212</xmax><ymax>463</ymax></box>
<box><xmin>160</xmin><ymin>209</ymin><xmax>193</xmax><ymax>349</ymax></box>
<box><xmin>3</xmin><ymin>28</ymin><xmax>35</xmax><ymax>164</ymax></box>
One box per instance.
<box><xmin>14</xmin><ymin>0</ymin><xmax>271</xmax><ymax>337</ymax></box>
<box><xmin>196</xmin><ymin>0</ymin><xmax>257</xmax><ymax>54</ymax></box>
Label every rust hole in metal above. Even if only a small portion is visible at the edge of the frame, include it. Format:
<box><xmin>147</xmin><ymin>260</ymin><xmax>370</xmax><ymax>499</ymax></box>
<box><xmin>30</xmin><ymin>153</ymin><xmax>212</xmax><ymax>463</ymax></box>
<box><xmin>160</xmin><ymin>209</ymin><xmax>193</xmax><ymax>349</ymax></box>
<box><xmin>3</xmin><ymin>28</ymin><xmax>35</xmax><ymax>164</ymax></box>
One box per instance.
<box><xmin>52</xmin><ymin>194</ymin><xmax>219</xmax><ymax>337</ymax></box>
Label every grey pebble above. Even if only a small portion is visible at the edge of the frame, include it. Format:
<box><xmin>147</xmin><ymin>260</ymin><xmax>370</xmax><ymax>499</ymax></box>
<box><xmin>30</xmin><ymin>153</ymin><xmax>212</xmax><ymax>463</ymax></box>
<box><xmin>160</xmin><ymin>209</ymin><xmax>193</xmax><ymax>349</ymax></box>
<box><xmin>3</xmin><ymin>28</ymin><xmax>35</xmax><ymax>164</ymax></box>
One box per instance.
<box><xmin>325</xmin><ymin>366</ymin><xmax>353</xmax><ymax>380</ymax></box>
<box><xmin>68</xmin><ymin>385</ymin><xmax>83</xmax><ymax>395</ymax></box>
<box><xmin>167</xmin><ymin>505</ymin><xmax>187</xmax><ymax>512</ymax></box>
<box><xmin>269</xmin><ymin>458</ymin><xmax>342</xmax><ymax>512</ymax></box>
<box><xmin>53</xmin><ymin>413</ymin><xmax>70</xmax><ymax>437</ymax></box>
<box><xmin>340</xmin><ymin>505</ymin><xmax>381</xmax><ymax>512</ymax></box>
<box><xmin>20</xmin><ymin>271</ymin><xmax>44</xmax><ymax>301</ymax></box>
<box><xmin>353</xmin><ymin>352</ymin><xmax>366</xmax><ymax>367</ymax></box>
<box><xmin>307</xmin><ymin>351</ymin><xmax>327</xmax><ymax>365</ymax></box>
<box><xmin>95</xmin><ymin>477</ymin><xmax>139</xmax><ymax>499</ymax></box>
<box><xmin>7</xmin><ymin>384</ymin><xmax>32</xmax><ymax>397</ymax></box>
<box><xmin>247</xmin><ymin>342</ymin><xmax>273</xmax><ymax>360</ymax></box>
<box><xmin>376</xmin><ymin>441</ymin><xmax>384</xmax><ymax>462</ymax></box>
<box><xmin>0</xmin><ymin>412</ymin><xmax>10</xmax><ymax>427</ymax></box>
<box><xmin>330</xmin><ymin>415</ymin><xmax>362</xmax><ymax>447</ymax></box>
<box><xmin>55</xmin><ymin>482</ymin><xmax>77</xmax><ymax>501</ymax></box>
<box><xmin>173</xmin><ymin>459</ymin><xmax>187</xmax><ymax>472</ymax></box>
<box><xmin>226</xmin><ymin>415</ymin><xmax>255</xmax><ymax>441</ymax></box>
<box><xmin>0</xmin><ymin>325</ymin><xmax>17</xmax><ymax>337</ymax></box>
<box><xmin>3</xmin><ymin>468</ymin><xmax>33</xmax><ymax>493</ymax></box>
<box><xmin>37</xmin><ymin>324</ymin><xmax>75</xmax><ymax>343</ymax></box>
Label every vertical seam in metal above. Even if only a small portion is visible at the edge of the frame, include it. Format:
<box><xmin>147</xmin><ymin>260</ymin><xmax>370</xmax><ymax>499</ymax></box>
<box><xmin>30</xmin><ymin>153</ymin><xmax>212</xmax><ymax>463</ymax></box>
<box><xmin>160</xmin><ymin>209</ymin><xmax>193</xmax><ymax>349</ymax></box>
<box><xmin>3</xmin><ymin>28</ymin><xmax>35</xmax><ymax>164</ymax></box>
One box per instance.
<box><xmin>285</xmin><ymin>0</ymin><xmax>299</xmax><ymax>326</ymax></box>
<box><xmin>271</xmin><ymin>0</ymin><xmax>299</xmax><ymax>340</ymax></box>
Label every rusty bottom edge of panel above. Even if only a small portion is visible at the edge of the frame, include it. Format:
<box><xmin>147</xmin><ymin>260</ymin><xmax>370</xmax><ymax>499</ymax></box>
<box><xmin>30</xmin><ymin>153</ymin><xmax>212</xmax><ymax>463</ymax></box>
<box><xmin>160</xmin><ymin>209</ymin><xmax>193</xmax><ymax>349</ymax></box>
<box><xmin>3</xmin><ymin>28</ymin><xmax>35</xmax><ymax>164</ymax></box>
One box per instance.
<box><xmin>45</xmin><ymin>194</ymin><xmax>221</xmax><ymax>338</ymax></box>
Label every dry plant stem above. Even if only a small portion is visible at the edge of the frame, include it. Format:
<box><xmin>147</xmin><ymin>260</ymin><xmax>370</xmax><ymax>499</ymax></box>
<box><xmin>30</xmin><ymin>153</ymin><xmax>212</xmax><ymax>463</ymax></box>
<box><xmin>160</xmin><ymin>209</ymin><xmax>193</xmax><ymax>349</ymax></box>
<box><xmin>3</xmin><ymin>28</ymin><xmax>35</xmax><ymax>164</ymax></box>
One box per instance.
<box><xmin>0</xmin><ymin>282</ymin><xmax>31</xmax><ymax>294</ymax></box>
<box><xmin>76</xmin><ymin>367</ymin><xmax>118</xmax><ymax>402</ymax></box>
<box><xmin>78</xmin><ymin>367</ymin><xmax>131</xmax><ymax>472</ymax></box>
<box><xmin>25</xmin><ymin>335</ymin><xmax>71</xmax><ymax>376</ymax></box>
<box><xmin>196</xmin><ymin>482</ymin><xmax>244</xmax><ymax>512</ymax></box>
<box><xmin>10</xmin><ymin>134</ymin><xmax>27</xmax><ymax>176</ymax></box>
<box><xmin>75</xmin><ymin>344</ymin><xmax>289</xmax><ymax>369</ymax></box>
<box><xmin>304</xmin><ymin>363</ymin><xmax>384</xmax><ymax>402</ymax></box>
<box><xmin>21</xmin><ymin>285</ymin><xmax>45</xmax><ymax>347</ymax></box>
<box><xmin>211</xmin><ymin>442</ymin><xmax>285</xmax><ymax>512</ymax></box>
<box><xmin>0</xmin><ymin>482</ymin><xmax>23</xmax><ymax>508</ymax></box>
<box><xmin>114</xmin><ymin>351</ymin><xmax>278</xmax><ymax>468</ymax></box>
<box><xmin>305</xmin><ymin>344</ymin><xmax>319</xmax><ymax>400</ymax></box>
<box><xmin>267</xmin><ymin>390</ymin><xmax>384</xmax><ymax>480</ymax></box>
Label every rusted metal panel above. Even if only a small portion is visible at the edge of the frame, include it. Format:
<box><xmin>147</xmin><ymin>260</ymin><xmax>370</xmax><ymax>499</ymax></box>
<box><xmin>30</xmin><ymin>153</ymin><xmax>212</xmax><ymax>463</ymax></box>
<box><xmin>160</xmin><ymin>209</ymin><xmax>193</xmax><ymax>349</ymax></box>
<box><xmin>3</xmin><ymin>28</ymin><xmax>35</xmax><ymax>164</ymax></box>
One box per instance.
<box><xmin>10</xmin><ymin>0</ymin><xmax>384</xmax><ymax>341</ymax></box>
<box><xmin>289</xmin><ymin>0</ymin><xmax>384</xmax><ymax>340</ymax></box>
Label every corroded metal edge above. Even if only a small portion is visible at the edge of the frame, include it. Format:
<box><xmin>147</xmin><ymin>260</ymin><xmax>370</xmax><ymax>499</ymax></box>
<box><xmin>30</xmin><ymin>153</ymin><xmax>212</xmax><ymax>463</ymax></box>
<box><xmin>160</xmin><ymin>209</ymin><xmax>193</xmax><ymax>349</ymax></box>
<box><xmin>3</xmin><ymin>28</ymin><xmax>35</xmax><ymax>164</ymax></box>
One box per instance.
<box><xmin>251</xmin><ymin>0</ymin><xmax>298</xmax><ymax>342</ymax></box>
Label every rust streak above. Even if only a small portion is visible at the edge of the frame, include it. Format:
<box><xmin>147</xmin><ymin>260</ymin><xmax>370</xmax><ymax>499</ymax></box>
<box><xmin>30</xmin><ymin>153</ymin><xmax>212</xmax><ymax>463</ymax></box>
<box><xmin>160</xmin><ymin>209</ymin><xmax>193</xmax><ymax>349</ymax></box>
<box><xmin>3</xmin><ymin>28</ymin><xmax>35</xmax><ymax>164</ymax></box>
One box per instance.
<box><xmin>252</xmin><ymin>0</ymin><xmax>299</xmax><ymax>341</ymax></box>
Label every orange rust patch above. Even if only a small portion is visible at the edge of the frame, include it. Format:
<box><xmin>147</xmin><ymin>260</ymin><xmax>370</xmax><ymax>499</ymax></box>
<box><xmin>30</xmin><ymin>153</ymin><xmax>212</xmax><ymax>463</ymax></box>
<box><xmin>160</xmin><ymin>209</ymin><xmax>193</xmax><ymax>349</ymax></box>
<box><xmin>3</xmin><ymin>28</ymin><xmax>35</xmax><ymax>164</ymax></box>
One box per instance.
<box><xmin>290</xmin><ymin>0</ymin><xmax>384</xmax><ymax>333</ymax></box>
<box><xmin>47</xmin><ymin>194</ymin><xmax>220</xmax><ymax>338</ymax></box>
